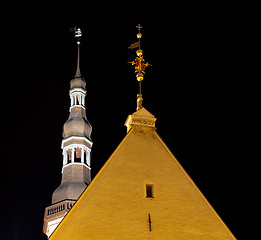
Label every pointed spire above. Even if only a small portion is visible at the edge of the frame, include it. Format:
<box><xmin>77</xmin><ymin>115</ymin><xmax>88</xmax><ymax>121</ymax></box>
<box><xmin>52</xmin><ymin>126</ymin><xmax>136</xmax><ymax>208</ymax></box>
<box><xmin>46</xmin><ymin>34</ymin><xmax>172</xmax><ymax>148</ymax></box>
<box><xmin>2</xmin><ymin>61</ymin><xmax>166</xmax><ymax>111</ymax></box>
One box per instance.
<box><xmin>75</xmin><ymin>42</ymin><xmax>81</xmax><ymax>77</ymax></box>
<box><xmin>74</xmin><ymin>28</ymin><xmax>82</xmax><ymax>78</ymax></box>
<box><xmin>128</xmin><ymin>24</ymin><xmax>151</xmax><ymax>111</ymax></box>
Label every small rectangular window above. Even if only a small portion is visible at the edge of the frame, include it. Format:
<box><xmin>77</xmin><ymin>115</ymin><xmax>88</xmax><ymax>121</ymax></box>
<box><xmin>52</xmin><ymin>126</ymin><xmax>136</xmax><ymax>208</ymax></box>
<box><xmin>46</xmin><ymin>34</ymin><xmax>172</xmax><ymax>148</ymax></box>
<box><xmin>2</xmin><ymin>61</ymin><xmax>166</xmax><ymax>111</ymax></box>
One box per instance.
<box><xmin>146</xmin><ymin>184</ymin><xmax>154</xmax><ymax>198</ymax></box>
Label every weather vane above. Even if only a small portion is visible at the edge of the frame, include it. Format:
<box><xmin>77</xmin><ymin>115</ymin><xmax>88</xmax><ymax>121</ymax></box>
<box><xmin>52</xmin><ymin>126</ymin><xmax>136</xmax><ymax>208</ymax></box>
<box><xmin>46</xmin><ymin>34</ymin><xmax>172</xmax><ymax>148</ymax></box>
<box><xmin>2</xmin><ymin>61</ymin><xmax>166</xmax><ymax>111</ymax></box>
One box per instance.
<box><xmin>75</xmin><ymin>27</ymin><xmax>82</xmax><ymax>45</ymax></box>
<box><xmin>128</xmin><ymin>24</ymin><xmax>151</xmax><ymax>111</ymax></box>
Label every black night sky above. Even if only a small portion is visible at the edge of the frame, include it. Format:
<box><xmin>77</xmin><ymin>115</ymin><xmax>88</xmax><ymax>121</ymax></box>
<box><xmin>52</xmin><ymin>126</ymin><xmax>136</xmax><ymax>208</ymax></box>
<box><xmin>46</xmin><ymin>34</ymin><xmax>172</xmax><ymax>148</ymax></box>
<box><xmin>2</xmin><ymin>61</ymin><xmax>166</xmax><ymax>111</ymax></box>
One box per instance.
<box><xmin>1</xmin><ymin>12</ymin><xmax>253</xmax><ymax>240</ymax></box>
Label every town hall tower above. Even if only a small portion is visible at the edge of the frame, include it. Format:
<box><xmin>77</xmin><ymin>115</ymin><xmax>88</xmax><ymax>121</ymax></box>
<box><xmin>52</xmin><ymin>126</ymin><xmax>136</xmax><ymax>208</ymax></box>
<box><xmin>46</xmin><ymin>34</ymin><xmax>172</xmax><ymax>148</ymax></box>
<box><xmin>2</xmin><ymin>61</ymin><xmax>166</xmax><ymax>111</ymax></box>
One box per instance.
<box><xmin>43</xmin><ymin>28</ymin><xmax>92</xmax><ymax>238</ymax></box>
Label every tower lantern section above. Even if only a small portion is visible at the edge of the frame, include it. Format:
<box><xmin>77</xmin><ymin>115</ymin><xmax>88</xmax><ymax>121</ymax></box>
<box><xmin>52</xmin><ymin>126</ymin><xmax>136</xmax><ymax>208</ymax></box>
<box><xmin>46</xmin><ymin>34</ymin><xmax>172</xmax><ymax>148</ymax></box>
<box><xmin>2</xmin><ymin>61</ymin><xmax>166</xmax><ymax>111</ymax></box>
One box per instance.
<box><xmin>69</xmin><ymin>87</ymin><xmax>86</xmax><ymax>108</ymax></box>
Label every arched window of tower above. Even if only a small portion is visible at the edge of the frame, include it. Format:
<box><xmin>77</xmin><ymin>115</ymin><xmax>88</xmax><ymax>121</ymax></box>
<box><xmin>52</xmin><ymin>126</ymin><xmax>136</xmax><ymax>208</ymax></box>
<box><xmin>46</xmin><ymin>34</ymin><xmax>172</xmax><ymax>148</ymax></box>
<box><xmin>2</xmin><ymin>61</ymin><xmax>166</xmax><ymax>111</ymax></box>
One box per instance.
<box><xmin>75</xmin><ymin>147</ymin><xmax>81</xmax><ymax>163</ymax></box>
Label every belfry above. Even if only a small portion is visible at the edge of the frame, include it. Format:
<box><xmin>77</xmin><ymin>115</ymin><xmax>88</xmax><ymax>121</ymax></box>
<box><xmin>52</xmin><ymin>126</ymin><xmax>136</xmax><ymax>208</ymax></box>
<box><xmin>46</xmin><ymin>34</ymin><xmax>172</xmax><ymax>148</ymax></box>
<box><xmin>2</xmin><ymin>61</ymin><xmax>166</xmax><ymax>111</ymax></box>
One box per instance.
<box><xmin>46</xmin><ymin>25</ymin><xmax>236</xmax><ymax>239</ymax></box>
<box><xmin>43</xmin><ymin>28</ymin><xmax>93</xmax><ymax>238</ymax></box>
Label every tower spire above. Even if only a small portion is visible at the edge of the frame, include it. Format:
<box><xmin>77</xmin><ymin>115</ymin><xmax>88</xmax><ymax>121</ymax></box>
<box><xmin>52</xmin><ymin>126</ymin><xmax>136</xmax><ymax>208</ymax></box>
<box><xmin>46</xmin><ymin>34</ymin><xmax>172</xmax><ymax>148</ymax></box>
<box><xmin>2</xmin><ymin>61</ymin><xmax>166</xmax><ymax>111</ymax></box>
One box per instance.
<box><xmin>43</xmin><ymin>26</ymin><xmax>93</xmax><ymax>238</ymax></box>
<box><xmin>128</xmin><ymin>24</ymin><xmax>151</xmax><ymax>111</ymax></box>
<box><xmin>75</xmin><ymin>27</ymin><xmax>82</xmax><ymax>78</ymax></box>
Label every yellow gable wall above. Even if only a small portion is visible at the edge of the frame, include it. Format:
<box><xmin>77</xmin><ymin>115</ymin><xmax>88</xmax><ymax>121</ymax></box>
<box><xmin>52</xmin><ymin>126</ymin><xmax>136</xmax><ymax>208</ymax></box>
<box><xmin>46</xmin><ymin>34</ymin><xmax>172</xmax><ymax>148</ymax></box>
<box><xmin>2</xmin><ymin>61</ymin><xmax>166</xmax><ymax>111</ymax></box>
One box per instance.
<box><xmin>50</xmin><ymin>125</ymin><xmax>236</xmax><ymax>240</ymax></box>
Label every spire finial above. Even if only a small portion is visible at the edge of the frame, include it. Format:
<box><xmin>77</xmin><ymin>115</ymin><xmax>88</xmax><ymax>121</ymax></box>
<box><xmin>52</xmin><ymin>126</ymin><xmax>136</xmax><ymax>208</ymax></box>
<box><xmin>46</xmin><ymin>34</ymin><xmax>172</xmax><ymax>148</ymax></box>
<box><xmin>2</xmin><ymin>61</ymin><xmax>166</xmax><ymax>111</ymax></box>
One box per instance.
<box><xmin>128</xmin><ymin>24</ymin><xmax>151</xmax><ymax>111</ymax></box>
<box><xmin>74</xmin><ymin>27</ymin><xmax>82</xmax><ymax>78</ymax></box>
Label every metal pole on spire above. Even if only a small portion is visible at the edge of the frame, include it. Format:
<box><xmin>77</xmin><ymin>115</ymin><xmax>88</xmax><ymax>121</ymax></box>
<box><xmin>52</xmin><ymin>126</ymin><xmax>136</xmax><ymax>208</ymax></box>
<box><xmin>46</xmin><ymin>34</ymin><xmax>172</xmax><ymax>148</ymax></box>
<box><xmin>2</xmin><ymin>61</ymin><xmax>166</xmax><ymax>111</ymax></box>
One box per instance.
<box><xmin>74</xmin><ymin>27</ymin><xmax>82</xmax><ymax>78</ymax></box>
<box><xmin>128</xmin><ymin>24</ymin><xmax>151</xmax><ymax>111</ymax></box>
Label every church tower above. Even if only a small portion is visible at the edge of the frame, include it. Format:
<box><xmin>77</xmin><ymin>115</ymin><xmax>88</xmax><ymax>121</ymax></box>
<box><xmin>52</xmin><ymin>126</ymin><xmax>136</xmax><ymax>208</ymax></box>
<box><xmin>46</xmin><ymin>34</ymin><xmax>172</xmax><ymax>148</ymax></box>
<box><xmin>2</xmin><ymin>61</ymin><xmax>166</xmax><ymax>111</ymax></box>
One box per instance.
<box><xmin>48</xmin><ymin>25</ymin><xmax>236</xmax><ymax>240</ymax></box>
<box><xmin>43</xmin><ymin>28</ymin><xmax>93</xmax><ymax>238</ymax></box>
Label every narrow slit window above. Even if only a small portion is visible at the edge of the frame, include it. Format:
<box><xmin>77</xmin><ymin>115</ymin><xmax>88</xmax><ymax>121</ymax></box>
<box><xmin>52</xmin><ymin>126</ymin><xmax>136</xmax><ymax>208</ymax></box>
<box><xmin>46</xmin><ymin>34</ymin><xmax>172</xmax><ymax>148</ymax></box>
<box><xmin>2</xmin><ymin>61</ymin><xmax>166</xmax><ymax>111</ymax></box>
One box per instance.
<box><xmin>146</xmin><ymin>184</ymin><xmax>154</xmax><ymax>198</ymax></box>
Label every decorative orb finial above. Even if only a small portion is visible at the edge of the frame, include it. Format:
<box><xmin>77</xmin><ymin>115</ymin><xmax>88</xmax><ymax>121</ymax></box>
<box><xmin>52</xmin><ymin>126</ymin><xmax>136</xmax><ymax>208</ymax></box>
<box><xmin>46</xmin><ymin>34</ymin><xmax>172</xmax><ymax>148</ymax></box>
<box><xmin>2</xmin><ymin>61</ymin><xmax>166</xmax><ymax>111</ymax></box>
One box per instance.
<box><xmin>137</xmin><ymin>32</ymin><xmax>142</xmax><ymax>39</ymax></box>
<box><xmin>136</xmin><ymin>49</ymin><xmax>143</xmax><ymax>57</ymax></box>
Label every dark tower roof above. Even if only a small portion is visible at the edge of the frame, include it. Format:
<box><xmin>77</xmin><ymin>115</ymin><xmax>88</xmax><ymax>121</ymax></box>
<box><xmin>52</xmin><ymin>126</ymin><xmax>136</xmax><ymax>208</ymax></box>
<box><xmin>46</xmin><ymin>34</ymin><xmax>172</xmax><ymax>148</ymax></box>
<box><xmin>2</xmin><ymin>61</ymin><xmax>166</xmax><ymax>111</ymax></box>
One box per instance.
<box><xmin>62</xmin><ymin>36</ymin><xmax>92</xmax><ymax>141</ymax></box>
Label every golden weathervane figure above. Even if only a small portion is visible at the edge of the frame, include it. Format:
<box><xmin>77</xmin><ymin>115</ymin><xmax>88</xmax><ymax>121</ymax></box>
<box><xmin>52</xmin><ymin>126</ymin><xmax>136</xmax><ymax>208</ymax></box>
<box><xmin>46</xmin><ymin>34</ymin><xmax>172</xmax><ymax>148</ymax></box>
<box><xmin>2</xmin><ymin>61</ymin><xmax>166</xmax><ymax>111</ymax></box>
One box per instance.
<box><xmin>129</xmin><ymin>24</ymin><xmax>151</xmax><ymax>111</ymax></box>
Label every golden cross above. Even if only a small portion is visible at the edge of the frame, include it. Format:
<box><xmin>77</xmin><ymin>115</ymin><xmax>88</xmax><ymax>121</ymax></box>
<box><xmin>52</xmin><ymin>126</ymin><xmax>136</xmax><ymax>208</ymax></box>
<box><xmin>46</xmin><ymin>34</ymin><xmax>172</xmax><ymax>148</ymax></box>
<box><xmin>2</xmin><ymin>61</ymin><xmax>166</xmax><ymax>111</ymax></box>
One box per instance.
<box><xmin>136</xmin><ymin>24</ymin><xmax>142</xmax><ymax>32</ymax></box>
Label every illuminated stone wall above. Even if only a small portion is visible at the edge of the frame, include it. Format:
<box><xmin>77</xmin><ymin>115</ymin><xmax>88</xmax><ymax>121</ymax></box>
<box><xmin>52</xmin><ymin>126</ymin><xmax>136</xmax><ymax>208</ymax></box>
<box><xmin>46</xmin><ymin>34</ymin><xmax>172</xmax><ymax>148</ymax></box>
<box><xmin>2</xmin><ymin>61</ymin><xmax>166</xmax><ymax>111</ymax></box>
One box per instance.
<box><xmin>50</xmin><ymin>108</ymin><xmax>236</xmax><ymax>239</ymax></box>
